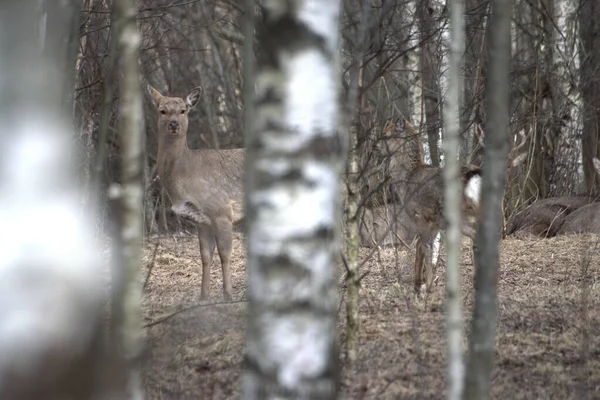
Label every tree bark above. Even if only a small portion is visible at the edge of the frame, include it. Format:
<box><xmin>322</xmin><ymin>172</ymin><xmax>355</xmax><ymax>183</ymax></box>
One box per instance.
<box><xmin>112</xmin><ymin>0</ymin><xmax>145</xmax><ymax>398</ymax></box>
<box><xmin>344</xmin><ymin>0</ymin><xmax>371</xmax><ymax>365</ymax></box>
<box><xmin>579</xmin><ymin>0</ymin><xmax>600</xmax><ymax>196</ymax></box>
<box><xmin>463</xmin><ymin>0</ymin><xmax>513</xmax><ymax>398</ymax></box>
<box><xmin>421</xmin><ymin>0</ymin><xmax>442</xmax><ymax>167</ymax></box>
<box><xmin>443</xmin><ymin>0</ymin><xmax>465</xmax><ymax>398</ymax></box>
<box><xmin>461</xmin><ymin>0</ymin><xmax>488</xmax><ymax>164</ymax></box>
<box><xmin>547</xmin><ymin>0</ymin><xmax>581</xmax><ymax>197</ymax></box>
<box><xmin>243</xmin><ymin>0</ymin><xmax>342</xmax><ymax>398</ymax></box>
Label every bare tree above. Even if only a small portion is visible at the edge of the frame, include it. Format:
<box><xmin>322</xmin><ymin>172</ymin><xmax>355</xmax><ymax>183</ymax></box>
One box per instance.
<box><xmin>579</xmin><ymin>0</ymin><xmax>600</xmax><ymax>196</ymax></box>
<box><xmin>243</xmin><ymin>0</ymin><xmax>343</xmax><ymax>397</ymax></box>
<box><xmin>111</xmin><ymin>0</ymin><xmax>145</xmax><ymax>398</ymax></box>
<box><xmin>464</xmin><ymin>0</ymin><xmax>513</xmax><ymax>398</ymax></box>
<box><xmin>547</xmin><ymin>0</ymin><xmax>581</xmax><ymax>196</ymax></box>
<box><xmin>344</xmin><ymin>0</ymin><xmax>371</xmax><ymax>364</ymax></box>
<box><xmin>443</xmin><ymin>0</ymin><xmax>466</xmax><ymax>398</ymax></box>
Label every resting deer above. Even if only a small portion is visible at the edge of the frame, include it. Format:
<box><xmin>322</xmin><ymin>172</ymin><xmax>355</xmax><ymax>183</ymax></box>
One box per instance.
<box><xmin>148</xmin><ymin>85</ymin><xmax>244</xmax><ymax>300</ymax></box>
<box><xmin>378</xmin><ymin>120</ymin><xmax>482</xmax><ymax>295</ymax></box>
<box><xmin>553</xmin><ymin>158</ymin><xmax>600</xmax><ymax>236</ymax></box>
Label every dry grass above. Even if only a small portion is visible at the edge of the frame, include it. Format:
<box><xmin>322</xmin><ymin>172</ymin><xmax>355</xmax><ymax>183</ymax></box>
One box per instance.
<box><xmin>142</xmin><ymin>233</ymin><xmax>600</xmax><ymax>399</ymax></box>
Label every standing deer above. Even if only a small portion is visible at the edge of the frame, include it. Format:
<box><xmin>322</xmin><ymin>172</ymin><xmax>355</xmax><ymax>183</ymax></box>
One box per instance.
<box><xmin>378</xmin><ymin>120</ymin><xmax>482</xmax><ymax>295</ymax></box>
<box><xmin>148</xmin><ymin>85</ymin><xmax>244</xmax><ymax>300</ymax></box>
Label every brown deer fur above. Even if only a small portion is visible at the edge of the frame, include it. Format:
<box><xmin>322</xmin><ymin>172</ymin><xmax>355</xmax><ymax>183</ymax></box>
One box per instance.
<box><xmin>359</xmin><ymin>204</ymin><xmax>417</xmax><ymax>248</ymax></box>
<box><xmin>149</xmin><ymin>85</ymin><xmax>244</xmax><ymax>300</ymax></box>
<box><xmin>553</xmin><ymin>158</ymin><xmax>600</xmax><ymax>236</ymax></box>
<box><xmin>507</xmin><ymin>196</ymin><xmax>594</xmax><ymax>237</ymax></box>
<box><xmin>378</xmin><ymin>121</ymin><xmax>482</xmax><ymax>295</ymax></box>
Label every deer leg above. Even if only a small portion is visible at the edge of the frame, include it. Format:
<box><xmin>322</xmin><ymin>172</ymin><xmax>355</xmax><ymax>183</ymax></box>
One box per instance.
<box><xmin>431</xmin><ymin>230</ymin><xmax>442</xmax><ymax>276</ymax></box>
<box><xmin>414</xmin><ymin>236</ymin><xmax>425</xmax><ymax>294</ymax></box>
<box><xmin>214</xmin><ymin>216</ymin><xmax>234</xmax><ymax>301</ymax></box>
<box><xmin>197</xmin><ymin>225</ymin><xmax>216</xmax><ymax>300</ymax></box>
<box><xmin>422</xmin><ymin>234</ymin><xmax>435</xmax><ymax>293</ymax></box>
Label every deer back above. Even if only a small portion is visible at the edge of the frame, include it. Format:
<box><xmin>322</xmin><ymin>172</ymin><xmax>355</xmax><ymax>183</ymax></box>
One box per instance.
<box><xmin>554</xmin><ymin>202</ymin><xmax>600</xmax><ymax>236</ymax></box>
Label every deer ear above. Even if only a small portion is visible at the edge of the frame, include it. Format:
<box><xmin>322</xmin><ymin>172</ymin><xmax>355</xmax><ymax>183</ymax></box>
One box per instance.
<box><xmin>148</xmin><ymin>85</ymin><xmax>163</xmax><ymax>107</ymax></box>
<box><xmin>186</xmin><ymin>87</ymin><xmax>202</xmax><ymax>109</ymax></box>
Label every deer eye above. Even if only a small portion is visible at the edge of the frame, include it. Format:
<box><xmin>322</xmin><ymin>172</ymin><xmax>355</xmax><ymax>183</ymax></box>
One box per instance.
<box><xmin>180</xmin><ymin>109</ymin><xmax>186</xmax><ymax>114</ymax></box>
<box><xmin>160</xmin><ymin>110</ymin><xmax>166</xmax><ymax>115</ymax></box>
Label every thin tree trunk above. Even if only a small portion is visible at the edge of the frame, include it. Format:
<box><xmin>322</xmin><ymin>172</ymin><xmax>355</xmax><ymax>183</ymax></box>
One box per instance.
<box><xmin>406</xmin><ymin>0</ymin><xmax>424</xmax><ymax>131</ymax></box>
<box><xmin>463</xmin><ymin>0</ymin><xmax>513</xmax><ymax>398</ymax></box>
<box><xmin>345</xmin><ymin>0</ymin><xmax>371</xmax><ymax>365</ymax></box>
<box><xmin>112</xmin><ymin>0</ymin><xmax>145</xmax><ymax>398</ymax></box>
<box><xmin>421</xmin><ymin>0</ymin><xmax>442</xmax><ymax>167</ymax></box>
<box><xmin>443</xmin><ymin>0</ymin><xmax>465</xmax><ymax>398</ymax></box>
<box><xmin>243</xmin><ymin>0</ymin><xmax>342</xmax><ymax>397</ymax></box>
<box><xmin>548</xmin><ymin>0</ymin><xmax>581</xmax><ymax>197</ymax></box>
<box><xmin>579</xmin><ymin>0</ymin><xmax>600</xmax><ymax>196</ymax></box>
<box><xmin>462</xmin><ymin>0</ymin><xmax>488</xmax><ymax>164</ymax></box>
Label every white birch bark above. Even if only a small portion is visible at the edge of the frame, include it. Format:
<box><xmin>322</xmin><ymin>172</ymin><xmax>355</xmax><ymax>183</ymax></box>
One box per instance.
<box><xmin>406</xmin><ymin>0</ymin><xmax>424</xmax><ymax>131</ymax></box>
<box><xmin>243</xmin><ymin>0</ymin><xmax>342</xmax><ymax>397</ymax></box>
<box><xmin>548</xmin><ymin>0</ymin><xmax>581</xmax><ymax>196</ymax></box>
<box><xmin>443</xmin><ymin>1</ymin><xmax>465</xmax><ymax>398</ymax></box>
<box><xmin>0</xmin><ymin>1</ymin><xmax>108</xmax><ymax>398</ymax></box>
<box><xmin>438</xmin><ymin>0</ymin><xmax>451</xmax><ymax>165</ymax></box>
<box><xmin>344</xmin><ymin>0</ymin><xmax>371</xmax><ymax>364</ymax></box>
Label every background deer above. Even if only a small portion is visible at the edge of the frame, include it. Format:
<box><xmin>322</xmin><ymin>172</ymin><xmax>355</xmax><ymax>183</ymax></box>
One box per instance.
<box><xmin>553</xmin><ymin>158</ymin><xmax>600</xmax><ymax>236</ymax></box>
<box><xmin>507</xmin><ymin>158</ymin><xmax>600</xmax><ymax>237</ymax></box>
<box><xmin>149</xmin><ymin>85</ymin><xmax>244</xmax><ymax>300</ymax></box>
<box><xmin>378</xmin><ymin>120</ymin><xmax>482</xmax><ymax>295</ymax></box>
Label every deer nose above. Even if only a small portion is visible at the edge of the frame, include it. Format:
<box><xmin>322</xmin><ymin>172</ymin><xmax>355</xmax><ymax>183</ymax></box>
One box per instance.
<box><xmin>168</xmin><ymin>121</ymin><xmax>179</xmax><ymax>130</ymax></box>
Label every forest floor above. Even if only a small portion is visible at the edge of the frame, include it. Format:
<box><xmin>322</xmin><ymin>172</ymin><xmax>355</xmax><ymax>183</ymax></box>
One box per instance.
<box><xmin>142</xmin><ymin>232</ymin><xmax>600</xmax><ymax>400</ymax></box>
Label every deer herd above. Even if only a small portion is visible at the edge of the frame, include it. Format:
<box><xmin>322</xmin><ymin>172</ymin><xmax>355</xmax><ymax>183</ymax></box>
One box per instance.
<box><xmin>149</xmin><ymin>85</ymin><xmax>600</xmax><ymax>302</ymax></box>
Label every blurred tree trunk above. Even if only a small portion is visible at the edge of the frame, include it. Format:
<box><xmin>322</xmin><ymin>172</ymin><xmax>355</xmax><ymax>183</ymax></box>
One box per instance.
<box><xmin>0</xmin><ymin>1</ymin><xmax>110</xmax><ymax>398</ymax></box>
<box><xmin>443</xmin><ymin>0</ymin><xmax>465</xmax><ymax>398</ymax></box>
<box><xmin>243</xmin><ymin>0</ymin><xmax>342</xmax><ymax>397</ymax></box>
<box><xmin>112</xmin><ymin>0</ymin><xmax>145</xmax><ymax>398</ymax></box>
<box><xmin>463</xmin><ymin>0</ymin><xmax>512</xmax><ymax>398</ymax></box>
<box><xmin>547</xmin><ymin>0</ymin><xmax>581</xmax><ymax>197</ymax></box>
<box><xmin>42</xmin><ymin>0</ymin><xmax>83</xmax><ymax>116</ymax></box>
<box><xmin>579</xmin><ymin>0</ymin><xmax>600</xmax><ymax>196</ymax></box>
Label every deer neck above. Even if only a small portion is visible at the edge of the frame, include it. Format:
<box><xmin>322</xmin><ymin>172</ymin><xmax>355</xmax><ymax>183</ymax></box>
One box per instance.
<box><xmin>157</xmin><ymin>133</ymin><xmax>189</xmax><ymax>181</ymax></box>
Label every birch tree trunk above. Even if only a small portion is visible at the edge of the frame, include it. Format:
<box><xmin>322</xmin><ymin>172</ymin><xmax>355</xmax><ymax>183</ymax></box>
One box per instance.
<box><xmin>578</xmin><ymin>0</ymin><xmax>600</xmax><ymax>196</ymax></box>
<box><xmin>112</xmin><ymin>0</ymin><xmax>145</xmax><ymax>398</ymax></box>
<box><xmin>463</xmin><ymin>0</ymin><xmax>513</xmax><ymax>397</ymax></box>
<box><xmin>438</xmin><ymin>0</ymin><xmax>451</xmax><ymax>164</ymax></box>
<box><xmin>443</xmin><ymin>1</ymin><xmax>465</xmax><ymax>398</ymax></box>
<box><xmin>421</xmin><ymin>0</ymin><xmax>442</xmax><ymax>167</ymax></box>
<box><xmin>345</xmin><ymin>0</ymin><xmax>371</xmax><ymax>365</ymax></box>
<box><xmin>406</xmin><ymin>0</ymin><xmax>424</xmax><ymax>133</ymax></box>
<box><xmin>547</xmin><ymin>0</ymin><xmax>581</xmax><ymax>197</ymax></box>
<box><xmin>243</xmin><ymin>0</ymin><xmax>342</xmax><ymax>398</ymax></box>
<box><xmin>0</xmin><ymin>1</ymin><xmax>109</xmax><ymax>398</ymax></box>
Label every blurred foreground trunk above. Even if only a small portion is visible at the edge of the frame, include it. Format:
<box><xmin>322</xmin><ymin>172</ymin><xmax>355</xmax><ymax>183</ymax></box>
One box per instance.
<box><xmin>111</xmin><ymin>0</ymin><xmax>145</xmax><ymax>398</ymax></box>
<box><xmin>463</xmin><ymin>0</ymin><xmax>513</xmax><ymax>398</ymax></box>
<box><xmin>443</xmin><ymin>0</ymin><xmax>466</xmax><ymax>398</ymax></box>
<box><xmin>0</xmin><ymin>1</ymin><xmax>111</xmax><ymax>399</ymax></box>
<box><xmin>243</xmin><ymin>0</ymin><xmax>343</xmax><ymax>397</ymax></box>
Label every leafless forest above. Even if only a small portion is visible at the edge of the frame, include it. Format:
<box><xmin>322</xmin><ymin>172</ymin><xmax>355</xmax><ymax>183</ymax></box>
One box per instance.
<box><xmin>0</xmin><ymin>0</ymin><xmax>599</xmax><ymax>399</ymax></box>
